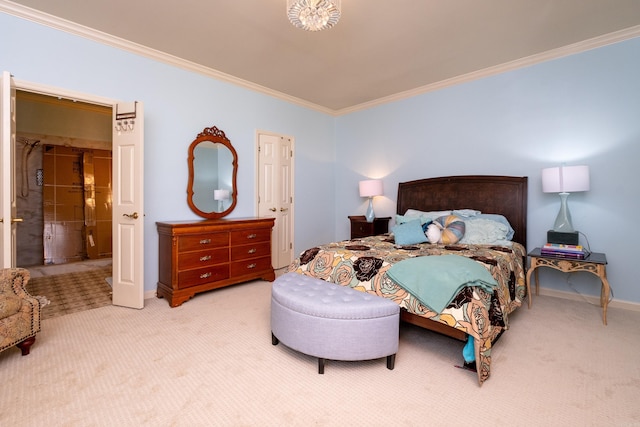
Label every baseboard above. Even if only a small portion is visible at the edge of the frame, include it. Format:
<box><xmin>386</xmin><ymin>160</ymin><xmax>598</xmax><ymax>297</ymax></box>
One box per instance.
<box><xmin>145</xmin><ymin>290</ymin><xmax>157</xmax><ymax>300</ymax></box>
<box><xmin>538</xmin><ymin>287</ymin><xmax>640</xmax><ymax>312</ymax></box>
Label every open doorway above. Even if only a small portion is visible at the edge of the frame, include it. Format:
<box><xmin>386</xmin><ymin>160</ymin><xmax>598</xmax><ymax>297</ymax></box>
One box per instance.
<box><xmin>15</xmin><ymin>91</ymin><xmax>113</xmax><ymax>318</ymax></box>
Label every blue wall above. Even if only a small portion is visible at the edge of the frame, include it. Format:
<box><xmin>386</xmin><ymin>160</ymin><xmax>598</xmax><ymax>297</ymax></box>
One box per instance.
<box><xmin>3</xmin><ymin>12</ymin><xmax>639</xmax><ymax>305</ymax></box>
<box><xmin>335</xmin><ymin>37</ymin><xmax>640</xmax><ymax>304</ymax></box>
<box><xmin>1</xmin><ymin>12</ymin><xmax>336</xmax><ymax>296</ymax></box>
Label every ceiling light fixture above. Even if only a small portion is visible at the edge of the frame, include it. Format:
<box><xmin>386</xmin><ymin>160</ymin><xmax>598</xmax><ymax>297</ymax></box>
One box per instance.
<box><xmin>287</xmin><ymin>0</ymin><xmax>341</xmax><ymax>32</ymax></box>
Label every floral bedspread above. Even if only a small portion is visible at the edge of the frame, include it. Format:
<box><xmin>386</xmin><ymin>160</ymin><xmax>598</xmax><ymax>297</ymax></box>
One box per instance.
<box><xmin>287</xmin><ymin>235</ymin><xmax>527</xmax><ymax>385</ymax></box>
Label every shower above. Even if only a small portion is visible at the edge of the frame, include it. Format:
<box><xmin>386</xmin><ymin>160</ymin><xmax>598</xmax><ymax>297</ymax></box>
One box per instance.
<box><xmin>20</xmin><ymin>138</ymin><xmax>40</xmax><ymax>197</ymax></box>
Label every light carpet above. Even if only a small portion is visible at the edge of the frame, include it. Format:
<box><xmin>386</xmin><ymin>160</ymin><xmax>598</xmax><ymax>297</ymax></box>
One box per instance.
<box><xmin>0</xmin><ymin>280</ymin><xmax>638</xmax><ymax>426</ymax></box>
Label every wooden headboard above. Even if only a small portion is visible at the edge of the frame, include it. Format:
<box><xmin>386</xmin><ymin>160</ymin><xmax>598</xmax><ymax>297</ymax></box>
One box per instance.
<box><xmin>396</xmin><ymin>175</ymin><xmax>528</xmax><ymax>247</ymax></box>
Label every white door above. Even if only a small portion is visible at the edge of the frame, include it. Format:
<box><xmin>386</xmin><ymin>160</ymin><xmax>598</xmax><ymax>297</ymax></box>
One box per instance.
<box><xmin>0</xmin><ymin>71</ymin><xmax>17</xmax><ymax>268</ymax></box>
<box><xmin>2</xmin><ymin>75</ymin><xmax>145</xmax><ymax>307</ymax></box>
<box><xmin>257</xmin><ymin>132</ymin><xmax>294</xmax><ymax>269</ymax></box>
<box><xmin>112</xmin><ymin>102</ymin><xmax>144</xmax><ymax>309</ymax></box>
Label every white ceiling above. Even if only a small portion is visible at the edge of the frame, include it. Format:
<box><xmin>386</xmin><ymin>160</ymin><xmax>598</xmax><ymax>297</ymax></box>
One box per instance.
<box><xmin>4</xmin><ymin>0</ymin><xmax>640</xmax><ymax>113</ymax></box>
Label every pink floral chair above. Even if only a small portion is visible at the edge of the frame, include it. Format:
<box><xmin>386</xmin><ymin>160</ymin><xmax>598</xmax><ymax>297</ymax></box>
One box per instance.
<box><xmin>0</xmin><ymin>268</ymin><xmax>42</xmax><ymax>356</ymax></box>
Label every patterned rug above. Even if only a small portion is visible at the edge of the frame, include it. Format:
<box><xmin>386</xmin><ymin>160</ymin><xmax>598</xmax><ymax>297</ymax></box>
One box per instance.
<box><xmin>26</xmin><ymin>266</ymin><xmax>113</xmax><ymax>320</ymax></box>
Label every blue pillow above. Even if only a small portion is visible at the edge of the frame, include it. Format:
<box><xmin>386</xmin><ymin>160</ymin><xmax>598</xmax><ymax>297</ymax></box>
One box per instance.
<box><xmin>477</xmin><ymin>214</ymin><xmax>515</xmax><ymax>240</ymax></box>
<box><xmin>392</xmin><ymin>219</ymin><xmax>428</xmax><ymax>245</ymax></box>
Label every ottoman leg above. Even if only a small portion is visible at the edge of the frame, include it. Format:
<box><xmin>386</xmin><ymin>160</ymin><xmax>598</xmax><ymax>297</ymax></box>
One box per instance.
<box><xmin>318</xmin><ymin>358</ymin><xmax>325</xmax><ymax>374</ymax></box>
<box><xmin>387</xmin><ymin>354</ymin><xmax>396</xmax><ymax>370</ymax></box>
<box><xmin>271</xmin><ymin>332</ymin><xmax>279</xmax><ymax>345</ymax></box>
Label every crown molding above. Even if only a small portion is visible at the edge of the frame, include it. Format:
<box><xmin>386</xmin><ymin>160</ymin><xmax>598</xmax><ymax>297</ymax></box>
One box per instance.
<box><xmin>0</xmin><ymin>1</ymin><xmax>335</xmax><ymax>115</ymax></box>
<box><xmin>335</xmin><ymin>25</ymin><xmax>640</xmax><ymax>116</ymax></box>
<box><xmin>3</xmin><ymin>1</ymin><xmax>639</xmax><ymax>118</ymax></box>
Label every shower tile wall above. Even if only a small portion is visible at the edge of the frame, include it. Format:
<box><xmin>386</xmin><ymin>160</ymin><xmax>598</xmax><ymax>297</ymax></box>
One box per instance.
<box><xmin>16</xmin><ymin>139</ymin><xmax>44</xmax><ymax>267</ymax></box>
<box><xmin>17</xmin><ymin>144</ymin><xmax>112</xmax><ymax>266</ymax></box>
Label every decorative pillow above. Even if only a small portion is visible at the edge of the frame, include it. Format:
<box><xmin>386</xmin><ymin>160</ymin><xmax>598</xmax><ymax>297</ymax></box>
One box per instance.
<box><xmin>425</xmin><ymin>223</ymin><xmax>441</xmax><ymax>244</ymax></box>
<box><xmin>392</xmin><ymin>219</ymin><xmax>428</xmax><ymax>245</ymax></box>
<box><xmin>432</xmin><ymin>215</ymin><xmax>466</xmax><ymax>244</ymax></box>
<box><xmin>421</xmin><ymin>220</ymin><xmax>433</xmax><ymax>233</ymax></box>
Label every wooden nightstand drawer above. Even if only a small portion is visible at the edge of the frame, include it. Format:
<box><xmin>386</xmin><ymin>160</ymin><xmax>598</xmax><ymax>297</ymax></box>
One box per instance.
<box><xmin>348</xmin><ymin>216</ymin><xmax>390</xmax><ymax>239</ymax></box>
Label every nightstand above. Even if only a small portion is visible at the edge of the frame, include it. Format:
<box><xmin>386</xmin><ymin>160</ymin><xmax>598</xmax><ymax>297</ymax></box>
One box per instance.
<box><xmin>348</xmin><ymin>216</ymin><xmax>391</xmax><ymax>239</ymax></box>
<box><xmin>526</xmin><ymin>247</ymin><xmax>610</xmax><ymax>325</ymax></box>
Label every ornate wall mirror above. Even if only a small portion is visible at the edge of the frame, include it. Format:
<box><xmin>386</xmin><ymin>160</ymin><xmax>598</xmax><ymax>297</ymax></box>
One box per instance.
<box><xmin>187</xmin><ymin>126</ymin><xmax>238</xmax><ymax>219</ymax></box>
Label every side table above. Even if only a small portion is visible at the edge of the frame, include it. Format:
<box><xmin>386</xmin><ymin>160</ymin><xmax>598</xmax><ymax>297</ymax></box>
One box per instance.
<box><xmin>526</xmin><ymin>247</ymin><xmax>610</xmax><ymax>325</ymax></box>
<box><xmin>348</xmin><ymin>216</ymin><xmax>391</xmax><ymax>239</ymax></box>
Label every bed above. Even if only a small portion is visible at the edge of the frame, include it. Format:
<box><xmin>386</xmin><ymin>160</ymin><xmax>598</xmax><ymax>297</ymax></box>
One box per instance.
<box><xmin>287</xmin><ymin>175</ymin><xmax>528</xmax><ymax>385</ymax></box>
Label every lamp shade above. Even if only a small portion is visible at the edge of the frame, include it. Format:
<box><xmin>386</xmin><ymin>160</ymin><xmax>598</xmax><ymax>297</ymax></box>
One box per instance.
<box><xmin>359</xmin><ymin>179</ymin><xmax>383</xmax><ymax>198</ymax></box>
<box><xmin>214</xmin><ymin>189</ymin><xmax>230</xmax><ymax>201</ymax></box>
<box><xmin>542</xmin><ymin>165</ymin><xmax>590</xmax><ymax>193</ymax></box>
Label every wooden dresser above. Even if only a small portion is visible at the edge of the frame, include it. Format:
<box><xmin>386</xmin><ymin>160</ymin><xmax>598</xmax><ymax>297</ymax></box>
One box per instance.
<box><xmin>156</xmin><ymin>217</ymin><xmax>276</xmax><ymax>307</ymax></box>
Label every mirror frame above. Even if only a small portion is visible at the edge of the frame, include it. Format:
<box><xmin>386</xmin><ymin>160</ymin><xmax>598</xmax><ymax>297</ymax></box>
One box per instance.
<box><xmin>186</xmin><ymin>125</ymin><xmax>238</xmax><ymax>219</ymax></box>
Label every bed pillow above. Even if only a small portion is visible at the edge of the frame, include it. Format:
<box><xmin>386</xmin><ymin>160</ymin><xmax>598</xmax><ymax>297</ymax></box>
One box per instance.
<box><xmin>392</xmin><ymin>219</ymin><xmax>428</xmax><ymax>245</ymax></box>
<box><xmin>432</xmin><ymin>215</ymin><xmax>466</xmax><ymax>244</ymax></box>
<box><xmin>452</xmin><ymin>209</ymin><xmax>481</xmax><ymax>218</ymax></box>
<box><xmin>459</xmin><ymin>217</ymin><xmax>511</xmax><ymax>244</ymax></box>
<box><xmin>477</xmin><ymin>214</ymin><xmax>515</xmax><ymax>240</ymax></box>
<box><xmin>404</xmin><ymin>209</ymin><xmax>452</xmax><ymax>220</ymax></box>
<box><xmin>397</xmin><ymin>210</ymin><xmax>452</xmax><ymax>225</ymax></box>
<box><xmin>451</xmin><ymin>210</ymin><xmax>515</xmax><ymax>241</ymax></box>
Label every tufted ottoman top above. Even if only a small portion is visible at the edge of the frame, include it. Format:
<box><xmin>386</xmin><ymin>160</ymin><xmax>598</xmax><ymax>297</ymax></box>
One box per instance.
<box><xmin>272</xmin><ymin>272</ymin><xmax>399</xmax><ymax>320</ymax></box>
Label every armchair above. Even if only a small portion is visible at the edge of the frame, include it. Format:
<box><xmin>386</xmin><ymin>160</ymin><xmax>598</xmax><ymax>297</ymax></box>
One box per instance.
<box><xmin>0</xmin><ymin>268</ymin><xmax>42</xmax><ymax>355</ymax></box>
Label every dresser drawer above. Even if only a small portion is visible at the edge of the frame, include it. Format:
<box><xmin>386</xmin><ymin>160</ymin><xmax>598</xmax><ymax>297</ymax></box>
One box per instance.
<box><xmin>230</xmin><ymin>256</ymin><xmax>272</xmax><ymax>277</ymax></box>
<box><xmin>178</xmin><ymin>265</ymin><xmax>229</xmax><ymax>289</ymax></box>
<box><xmin>178</xmin><ymin>232</ymin><xmax>228</xmax><ymax>252</ymax></box>
<box><xmin>230</xmin><ymin>228</ymin><xmax>270</xmax><ymax>245</ymax></box>
<box><xmin>178</xmin><ymin>247</ymin><xmax>229</xmax><ymax>271</ymax></box>
<box><xmin>231</xmin><ymin>242</ymin><xmax>271</xmax><ymax>261</ymax></box>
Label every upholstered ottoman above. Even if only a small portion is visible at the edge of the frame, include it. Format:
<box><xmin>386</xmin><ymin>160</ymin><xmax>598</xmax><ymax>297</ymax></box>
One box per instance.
<box><xmin>271</xmin><ymin>272</ymin><xmax>400</xmax><ymax>373</ymax></box>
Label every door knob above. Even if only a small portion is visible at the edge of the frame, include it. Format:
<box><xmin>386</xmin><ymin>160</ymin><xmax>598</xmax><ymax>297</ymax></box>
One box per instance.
<box><xmin>11</xmin><ymin>218</ymin><xmax>24</xmax><ymax>223</ymax></box>
<box><xmin>269</xmin><ymin>208</ymin><xmax>276</xmax><ymax>212</ymax></box>
<box><xmin>123</xmin><ymin>212</ymin><xmax>139</xmax><ymax>219</ymax></box>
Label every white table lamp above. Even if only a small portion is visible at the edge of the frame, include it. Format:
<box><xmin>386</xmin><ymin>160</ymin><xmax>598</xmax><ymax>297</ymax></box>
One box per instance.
<box><xmin>214</xmin><ymin>189</ymin><xmax>230</xmax><ymax>211</ymax></box>
<box><xmin>359</xmin><ymin>179</ymin><xmax>383</xmax><ymax>223</ymax></box>
<box><xmin>542</xmin><ymin>165</ymin><xmax>590</xmax><ymax>233</ymax></box>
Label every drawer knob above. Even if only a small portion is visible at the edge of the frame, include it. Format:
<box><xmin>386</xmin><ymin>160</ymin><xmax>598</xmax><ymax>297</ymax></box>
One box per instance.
<box><xmin>247</xmin><ymin>234</ymin><xmax>257</xmax><ymax>239</ymax></box>
<box><xmin>199</xmin><ymin>238</ymin><xmax>211</xmax><ymax>244</ymax></box>
<box><xmin>200</xmin><ymin>255</ymin><xmax>212</xmax><ymax>261</ymax></box>
<box><xmin>248</xmin><ymin>248</ymin><xmax>257</xmax><ymax>254</ymax></box>
<box><xmin>200</xmin><ymin>272</ymin><xmax>212</xmax><ymax>279</ymax></box>
<box><xmin>247</xmin><ymin>263</ymin><xmax>257</xmax><ymax>269</ymax></box>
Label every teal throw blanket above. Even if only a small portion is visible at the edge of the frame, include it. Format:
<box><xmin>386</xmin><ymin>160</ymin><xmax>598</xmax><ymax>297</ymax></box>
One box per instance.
<box><xmin>386</xmin><ymin>255</ymin><xmax>498</xmax><ymax>313</ymax></box>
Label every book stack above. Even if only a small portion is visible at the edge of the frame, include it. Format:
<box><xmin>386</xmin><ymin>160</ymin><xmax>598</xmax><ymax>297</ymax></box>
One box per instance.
<box><xmin>541</xmin><ymin>243</ymin><xmax>589</xmax><ymax>260</ymax></box>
